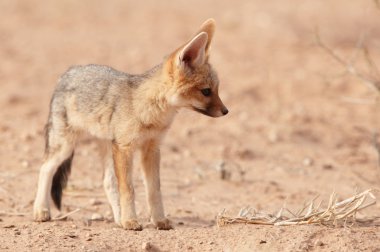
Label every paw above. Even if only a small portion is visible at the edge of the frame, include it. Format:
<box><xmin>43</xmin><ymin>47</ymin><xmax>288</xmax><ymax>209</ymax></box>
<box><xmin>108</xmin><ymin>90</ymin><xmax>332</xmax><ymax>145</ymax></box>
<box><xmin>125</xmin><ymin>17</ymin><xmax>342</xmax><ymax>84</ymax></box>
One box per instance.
<box><xmin>33</xmin><ymin>208</ymin><xmax>51</xmax><ymax>222</ymax></box>
<box><xmin>154</xmin><ymin>218</ymin><xmax>173</xmax><ymax>230</ymax></box>
<box><xmin>121</xmin><ymin>219</ymin><xmax>143</xmax><ymax>231</ymax></box>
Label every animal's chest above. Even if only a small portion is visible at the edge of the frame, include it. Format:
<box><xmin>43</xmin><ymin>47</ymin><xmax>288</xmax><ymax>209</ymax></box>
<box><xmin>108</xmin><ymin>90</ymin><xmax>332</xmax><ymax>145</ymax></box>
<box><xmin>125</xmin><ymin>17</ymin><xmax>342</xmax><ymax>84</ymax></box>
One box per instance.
<box><xmin>136</xmin><ymin>123</ymin><xmax>169</xmax><ymax>144</ymax></box>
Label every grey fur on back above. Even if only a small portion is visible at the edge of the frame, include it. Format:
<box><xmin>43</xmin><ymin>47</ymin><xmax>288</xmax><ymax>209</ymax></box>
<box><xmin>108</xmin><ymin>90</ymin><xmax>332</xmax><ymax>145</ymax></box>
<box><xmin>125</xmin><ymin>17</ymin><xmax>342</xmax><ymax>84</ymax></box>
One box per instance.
<box><xmin>55</xmin><ymin>64</ymin><xmax>150</xmax><ymax>113</ymax></box>
<box><xmin>48</xmin><ymin>64</ymin><xmax>163</xmax><ymax>140</ymax></box>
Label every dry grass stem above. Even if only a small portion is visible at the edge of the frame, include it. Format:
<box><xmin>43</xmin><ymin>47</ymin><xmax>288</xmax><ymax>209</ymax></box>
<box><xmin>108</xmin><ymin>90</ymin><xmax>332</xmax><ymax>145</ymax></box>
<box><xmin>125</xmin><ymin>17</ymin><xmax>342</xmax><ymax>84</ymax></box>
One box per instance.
<box><xmin>315</xmin><ymin>30</ymin><xmax>380</xmax><ymax>93</ymax></box>
<box><xmin>53</xmin><ymin>208</ymin><xmax>81</xmax><ymax>221</ymax></box>
<box><xmin>217</xmin><ymin>189</ymin><xmax>377</xmax><ymax>227</ymax></box>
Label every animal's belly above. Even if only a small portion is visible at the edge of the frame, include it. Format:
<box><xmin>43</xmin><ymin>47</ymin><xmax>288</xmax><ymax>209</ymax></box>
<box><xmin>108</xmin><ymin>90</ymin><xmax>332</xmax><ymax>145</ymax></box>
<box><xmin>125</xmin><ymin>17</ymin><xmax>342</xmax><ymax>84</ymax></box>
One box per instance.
<box><xmin>68</xmin><ymin>110</ymin><xmax>114</xmax><ymax>139</ymax></box>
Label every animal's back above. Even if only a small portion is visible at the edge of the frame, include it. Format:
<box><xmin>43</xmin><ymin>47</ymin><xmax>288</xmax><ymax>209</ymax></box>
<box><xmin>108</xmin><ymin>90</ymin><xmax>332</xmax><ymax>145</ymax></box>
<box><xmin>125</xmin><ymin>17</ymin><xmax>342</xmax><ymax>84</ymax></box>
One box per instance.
<box><xmin>56</xmin><ymin>64</ymin><xmax>130</xmax><ymax>110</ymax></box>
<box><xmin>50</xmin><ymin>64</ymin><xmax>136</xmax><ymax>138</ymax></box>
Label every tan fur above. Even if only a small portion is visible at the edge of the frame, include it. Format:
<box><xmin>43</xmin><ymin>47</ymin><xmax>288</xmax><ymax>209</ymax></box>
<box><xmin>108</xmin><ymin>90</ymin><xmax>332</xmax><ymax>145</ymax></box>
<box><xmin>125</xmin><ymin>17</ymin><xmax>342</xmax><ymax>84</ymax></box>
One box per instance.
<box><xmin>33</xmin><ymin>18</ymin><xmax>228</xmax><ymax>230</ymax></box>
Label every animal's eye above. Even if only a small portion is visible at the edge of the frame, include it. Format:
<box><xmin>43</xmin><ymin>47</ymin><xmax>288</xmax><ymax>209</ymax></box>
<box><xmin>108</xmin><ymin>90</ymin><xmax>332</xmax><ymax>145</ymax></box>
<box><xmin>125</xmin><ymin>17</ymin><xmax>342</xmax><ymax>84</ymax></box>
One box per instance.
<box><xmin>201</xmin><ymin>88</ymin><xmax>212</xmax><ymax>97</ymax></box>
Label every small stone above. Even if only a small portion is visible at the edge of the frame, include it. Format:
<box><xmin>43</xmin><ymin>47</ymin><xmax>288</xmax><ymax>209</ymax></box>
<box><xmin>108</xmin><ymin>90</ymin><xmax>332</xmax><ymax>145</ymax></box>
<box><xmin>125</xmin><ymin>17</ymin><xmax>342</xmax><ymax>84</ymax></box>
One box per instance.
<box><xmin>314</xmin><ymin>240</ymin><xmax>324</xmax><ymax>246</ymax></box>
<box><xmin>21</xmin><ymin>160</ymin><xmax>29</xmax><ymax>168</ymax></box>
<box><xmin>268</xmin><ymin>130</ymin><xmax>278</xmax><ymax>143</ymax></box>
<box><xmin>89</xmin><ymin>198</ymin><xmax>102</xmax><ymax>206</ymax></box>
<box><xmin>91</xmin><ymin>213</ymin><xmax>104</xmax><ymax>221</ymax></box>
<box><xmin>177</xmin><ymin>222</ymin><xmax>184</xmax><ymax>225</ymax></box>
<box><xmin>71</xmin><ymin>224</ymin><xmax>77</xmax><ymax>229</ymax></box>
<box><xmin>303</xmin><ymin>158</ymin><xmax>313</xmax><ymax>166</ymax></box>
<box><xmin>142</xmin><ymin>242</ymin><xmax>151</xmax><ymax>250</ymax></box>
<box><xmin>105</xmin><ymin>211</ymin><xmax>112</xmax><ymax>217</ymax></box>
<box><xmin>323</xmin><ymin>164</ymin><xmax>333</xmax><ymax>170</ymax></box>
<box><xmin>259</xmin><ymin>240</ymin><xmax>267</xmax><ymax>244</ymax></box>
<box><xmin>14</xmin><ymin>231</ymin><xmax>21</xmax><ymax>235</ymax></box>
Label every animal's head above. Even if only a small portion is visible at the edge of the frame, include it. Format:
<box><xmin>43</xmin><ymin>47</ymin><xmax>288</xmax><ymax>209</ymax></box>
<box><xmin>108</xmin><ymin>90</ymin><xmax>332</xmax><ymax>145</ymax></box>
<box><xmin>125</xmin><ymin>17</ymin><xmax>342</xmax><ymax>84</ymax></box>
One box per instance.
<box><xmin>165</xmin><ymin>19</ymin><xmax>228</xmax><ymax>117</ymax></box>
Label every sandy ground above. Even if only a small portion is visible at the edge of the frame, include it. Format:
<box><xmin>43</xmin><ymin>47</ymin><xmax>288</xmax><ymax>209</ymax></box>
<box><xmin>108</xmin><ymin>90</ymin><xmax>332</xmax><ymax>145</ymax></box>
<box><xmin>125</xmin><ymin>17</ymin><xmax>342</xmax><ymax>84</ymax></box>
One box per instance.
<box><xmin>1</xmin><ymin>0</ymin><xmax>380</xmax><ymax>251</ymax></box>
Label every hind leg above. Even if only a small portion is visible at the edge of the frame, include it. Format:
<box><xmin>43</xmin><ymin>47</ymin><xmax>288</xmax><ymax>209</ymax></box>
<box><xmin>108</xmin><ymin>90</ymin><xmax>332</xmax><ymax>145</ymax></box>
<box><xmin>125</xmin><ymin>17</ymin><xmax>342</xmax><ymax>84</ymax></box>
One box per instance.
<box><xmin>103</xmin><ymin>144</ymin><xmax>121</xmax><ymax>225</ymax></box>
<box><xmin>34</xmin><ymin>122</ymin><xmax>75</xmax><ymax>221</ymax></box>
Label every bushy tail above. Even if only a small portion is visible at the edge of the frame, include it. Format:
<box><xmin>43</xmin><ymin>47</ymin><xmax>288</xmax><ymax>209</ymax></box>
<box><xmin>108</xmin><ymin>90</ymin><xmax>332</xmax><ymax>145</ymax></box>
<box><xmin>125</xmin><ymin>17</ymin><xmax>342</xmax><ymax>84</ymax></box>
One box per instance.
<box><xmin>51</xmin><ymin>152</ymin><xmax>74</xmax><ymax>210</ymax></box>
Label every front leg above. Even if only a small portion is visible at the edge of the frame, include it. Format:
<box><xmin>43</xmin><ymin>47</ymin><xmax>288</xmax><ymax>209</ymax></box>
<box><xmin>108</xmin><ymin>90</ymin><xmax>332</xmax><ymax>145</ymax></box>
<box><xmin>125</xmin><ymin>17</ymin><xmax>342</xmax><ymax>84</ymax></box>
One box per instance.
<box><xmin>112</xmin><ymin>142</ymin><xmax>142</xmax><ymax>231</ymax></box>
<box><xmin>140</xmin><ymin>140</ymin><xmax>172</xmax><ymax>230</ymax></box>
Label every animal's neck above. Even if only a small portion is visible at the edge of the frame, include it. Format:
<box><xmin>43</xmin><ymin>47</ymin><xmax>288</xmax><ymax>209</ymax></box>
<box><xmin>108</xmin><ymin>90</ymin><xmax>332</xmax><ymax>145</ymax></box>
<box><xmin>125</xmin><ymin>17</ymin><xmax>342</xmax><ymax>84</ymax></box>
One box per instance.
<box><xmin>133</xmin><ymin>65</ymin><xmax>177</xmax><ymax>127</ymax></box>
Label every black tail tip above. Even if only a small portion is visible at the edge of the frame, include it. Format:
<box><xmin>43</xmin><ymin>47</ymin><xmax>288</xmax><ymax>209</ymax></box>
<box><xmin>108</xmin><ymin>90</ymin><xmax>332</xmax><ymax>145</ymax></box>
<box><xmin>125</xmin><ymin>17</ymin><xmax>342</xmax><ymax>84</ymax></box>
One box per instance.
<box><xmin>51</xmin><ymin>152</ymin><xmax>74</xmax><ymax>210</ymax></box>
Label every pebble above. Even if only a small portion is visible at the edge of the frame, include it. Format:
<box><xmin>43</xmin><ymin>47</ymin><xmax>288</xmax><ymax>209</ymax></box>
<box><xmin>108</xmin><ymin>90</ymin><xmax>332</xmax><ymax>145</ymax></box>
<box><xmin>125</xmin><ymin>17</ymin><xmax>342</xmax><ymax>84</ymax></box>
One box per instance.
<box><xmin>303</xmin><ymin>158</ymin><xmax>313</xmax><ymax>166</ymax></box>
<box><xmin>142</xmin><ymin>242</ymin><xmax>151</xmax><ymax>250</ymax></box>
<box><xmin>85</xmin><ymin>234</ymin><xmax>92</xmax><ymax>241</ymax></box>
<box><xmin>21</xmin><ymin>160</ymin><xmax>29</xmax><ymax>168</ymax></box>
<box><xmin>89</xmin><ymin>198</ymin><xmax>102</xmax><ymax>206</ymax></box>
<box><xmin>314</xmin><ymin>240</ymin><xmax>324</xmax><ymax>246</ymax></box>
<box><xmin>91</xmin><ymin>213</ymin><xmax>104</xmax><ymax>221</ymax></box>
<box><xmin>268</xmin><ymin>130</ymin><xmax>278</xmax><ymax>143</ymax></box>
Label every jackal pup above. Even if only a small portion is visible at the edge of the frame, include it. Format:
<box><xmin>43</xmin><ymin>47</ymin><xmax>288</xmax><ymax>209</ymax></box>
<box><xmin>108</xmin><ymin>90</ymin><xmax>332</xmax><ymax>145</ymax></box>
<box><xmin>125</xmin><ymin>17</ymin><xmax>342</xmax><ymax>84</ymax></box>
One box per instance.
<box><xmin>34</xmin><ymin>19</ymin><xmax>228</xmax><ymax>230</ymax></box>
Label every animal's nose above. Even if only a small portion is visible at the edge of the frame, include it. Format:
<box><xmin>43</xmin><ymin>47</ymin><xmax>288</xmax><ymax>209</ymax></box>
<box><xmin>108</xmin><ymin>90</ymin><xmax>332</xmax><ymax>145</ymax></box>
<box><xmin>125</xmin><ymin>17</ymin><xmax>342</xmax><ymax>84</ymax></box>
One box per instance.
<box><xmin>222</xmin><ymin>108</ymin><xmax>229</xmax><ymax>115</ymax></box>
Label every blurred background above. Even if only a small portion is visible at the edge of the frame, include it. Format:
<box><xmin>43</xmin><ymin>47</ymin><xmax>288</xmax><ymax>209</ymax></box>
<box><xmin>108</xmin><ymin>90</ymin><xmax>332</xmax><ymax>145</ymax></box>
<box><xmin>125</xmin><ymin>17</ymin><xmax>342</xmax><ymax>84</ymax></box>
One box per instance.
<box><xmin>0</xmin><ymin>0</ymin><xmax>379</xmax><ymax>250</ymax></box>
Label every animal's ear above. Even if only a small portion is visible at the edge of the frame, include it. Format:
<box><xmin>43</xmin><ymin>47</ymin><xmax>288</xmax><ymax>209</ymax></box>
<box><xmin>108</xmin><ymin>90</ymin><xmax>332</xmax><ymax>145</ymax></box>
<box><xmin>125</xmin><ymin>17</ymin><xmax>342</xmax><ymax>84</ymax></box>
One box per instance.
<box><xmin>178</xmin><ymin>32</ymin><xmax>208</xmax><ymax>69</ymax></box>
<box><xmin>196</xmin><ymin>18</ymin><xmax>216</xmax><ymax>53</ymax></box>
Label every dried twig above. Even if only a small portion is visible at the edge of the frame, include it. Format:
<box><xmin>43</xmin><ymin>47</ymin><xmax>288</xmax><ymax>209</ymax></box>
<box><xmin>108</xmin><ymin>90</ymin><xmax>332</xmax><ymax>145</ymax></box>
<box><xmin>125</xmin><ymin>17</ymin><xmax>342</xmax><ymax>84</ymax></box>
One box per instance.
<box><xmin>217</xmin><ymin>189</ymin><xmax>377</xmax><ymax>227</ymax></box>
<box><xmin>315</xmin><ymin>29</ymin><xmax>380</xmax><ymax>93</ymax></box>
<box><xmin>316</xmin><ymin>30</ymin><xmax>380</xmax><ymax>170</ymax></box>
<box><xmin>52</xmin><ymin>208</ymin><xmax>81</xmax><ymax>221</ymax></box>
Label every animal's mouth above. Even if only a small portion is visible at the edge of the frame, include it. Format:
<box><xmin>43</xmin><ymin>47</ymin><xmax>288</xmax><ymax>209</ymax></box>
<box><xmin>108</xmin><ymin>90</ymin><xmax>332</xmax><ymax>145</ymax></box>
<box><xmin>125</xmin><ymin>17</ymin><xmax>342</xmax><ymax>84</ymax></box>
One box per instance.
<box><xmin>192</xmin><ymin>106</ymin><xmax>214</xmax><ymax>117</ymax></box>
